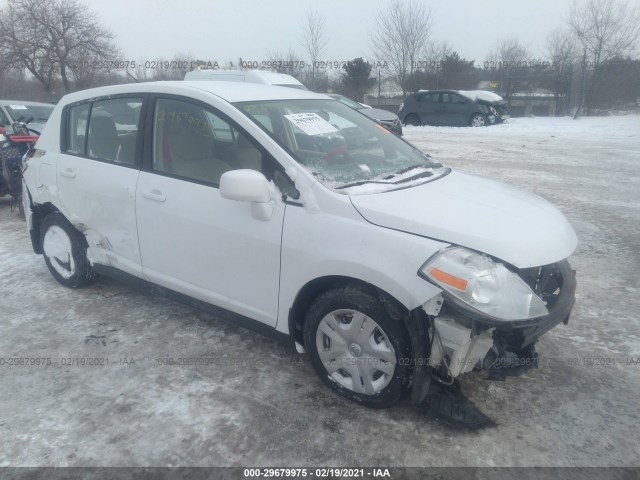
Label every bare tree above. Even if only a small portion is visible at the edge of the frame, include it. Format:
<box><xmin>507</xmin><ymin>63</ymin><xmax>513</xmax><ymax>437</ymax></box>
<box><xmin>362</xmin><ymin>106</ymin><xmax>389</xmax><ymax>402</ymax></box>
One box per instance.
<box><xmin>0</xmin><ymin>0</ymin><xmax>118</xmax><ymax>93</ymax></box>
<box><xmin>267</xmin><ymin>48</ymin><xmax>306</xmax><ymax>80</ymax></box>
<box><xmin>546</xmin><ymin>28</ymin><xmax>580</xmax><ymax>68</ymax></box>
<box><xmin>569</xmin><ymin>0</ymin><xmax>640</xmax><ymax>65</ymax></box>
<box><xmin>568</xmin><ymin>0</ymin><xmax>640</xmax><ymax>114</ymax></box>
<box><xmin>426</xmin><ymin>40</ymin><xmax>453</xmax><ymax>69</ymax></box>
<box><xmin>370</xmin><ymin>0</ymin><xmax>433</xmax><ymax>95</ymax></box>
<box><xmin>486</xmin><ymin>37</ymin><xmax>530</xmax><ymax>66</ymax></box>
<box><xmin>545</xmin><ymin>28</ymin><xmax>580</xmax><ymax>115</ymax></box>
<box><xmin>301</xmin><ymin>10</ymin><xmax>327</xmax><ymax>91</ymax></box>
<box><xmin>485</xmin><ymin>37</ymin><xmax>530</xmax><ymax>98</ymax></box>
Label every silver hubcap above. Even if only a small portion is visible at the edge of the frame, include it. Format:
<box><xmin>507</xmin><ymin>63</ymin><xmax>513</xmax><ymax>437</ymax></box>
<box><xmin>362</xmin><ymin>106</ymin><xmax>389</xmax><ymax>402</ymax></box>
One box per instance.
<box><xmin>43</xmin><ymin>225</ymin><xmax>75</xmax><ymax>279</ymax></box>
<box><xmin>316</xmin><ymin>309</ymin><xmax>396</xmax><ymax>395</ymax></box>
<box><xmin>471</xmin><ymin>115</ymin><xmax>485</xmax><ymax>127</ymax></box>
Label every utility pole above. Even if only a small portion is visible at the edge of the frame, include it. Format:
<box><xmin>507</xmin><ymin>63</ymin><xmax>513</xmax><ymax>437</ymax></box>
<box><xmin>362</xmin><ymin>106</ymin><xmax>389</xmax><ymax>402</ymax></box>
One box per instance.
<box><xmin>574</xmin><ymin>48</ymin><xmax>587</xmax><ymax>120</ymax></box>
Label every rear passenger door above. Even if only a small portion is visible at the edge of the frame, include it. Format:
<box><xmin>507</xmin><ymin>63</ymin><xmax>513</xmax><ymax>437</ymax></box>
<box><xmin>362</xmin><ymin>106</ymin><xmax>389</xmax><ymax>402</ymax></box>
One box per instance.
<box><xmin>135</xmin><ymin>96</ymin><xmax>285</xmax><ymax>327</ymax></box>
<box><xmin>441</xmin><ymin>92</ymin><xmax>470</xmax><ymax>126</ymax></box>
<box><xmin>416</xmin><ymin>93</ymin><xmax>441</xmax><ymax>125</ymax></box>
<box><xmin>56</xmin><ymin>96</ymin><xmax>145</xmax><ymax>276</ymax></box>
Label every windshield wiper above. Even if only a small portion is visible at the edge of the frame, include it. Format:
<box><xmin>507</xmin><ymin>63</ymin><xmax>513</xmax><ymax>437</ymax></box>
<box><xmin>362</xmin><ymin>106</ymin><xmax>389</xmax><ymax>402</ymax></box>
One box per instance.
<box><xmin>394</xmin><ymin>170</ymin><xmax>434</xmax><ymax>184</ymax></box>
<box><xmin>335</xmin><ymin>180</ymin><xmax>393</xmax><ymax>190</ymax></box>
<box><xmin>393</xmin><ymin>162</ymin><xmax>443</xmax><ymax>175</ymax></box>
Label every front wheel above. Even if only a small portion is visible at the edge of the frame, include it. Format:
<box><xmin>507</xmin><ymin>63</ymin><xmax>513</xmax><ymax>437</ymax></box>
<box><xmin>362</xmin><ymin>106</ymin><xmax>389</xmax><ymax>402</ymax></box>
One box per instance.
<box><xmin>403</xmin><ymin>114</ymin><xmax>421</xmax><ymax>126</ymax></box>
<box><xmin>40</xmin><ymin>212</ymin><xmax>95</xmax><ymax>288</ymax></box>
<box><xmin>303</xmin><ymin>286</ymin><xmax>412</xmax><ymax>408</ymax></box>
<box><xmin>469</xmin><ymin>113</ymin><xmax>488</xmax><ymax>127</ymax></box>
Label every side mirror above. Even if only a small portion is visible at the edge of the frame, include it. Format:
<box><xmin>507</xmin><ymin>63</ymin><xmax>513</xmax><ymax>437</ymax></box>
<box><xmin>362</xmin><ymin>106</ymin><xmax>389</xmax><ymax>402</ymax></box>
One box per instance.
<box><xmin>220</xmin><ymin>169</ymin><xmax>273</xmax><ymax>221</ymax></box>
<box><xmin>220</xmin><ymin>169</ymin><xmax>271</xmax><ymax>203</ymax></box>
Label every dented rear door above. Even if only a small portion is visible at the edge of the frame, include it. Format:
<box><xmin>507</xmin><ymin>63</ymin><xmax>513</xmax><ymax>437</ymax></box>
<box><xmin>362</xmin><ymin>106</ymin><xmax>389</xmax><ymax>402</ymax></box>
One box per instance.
<box><xmin>56</xmin><ymin>96</ymin><xmax>145</xmax><ymax>277</ymax></box>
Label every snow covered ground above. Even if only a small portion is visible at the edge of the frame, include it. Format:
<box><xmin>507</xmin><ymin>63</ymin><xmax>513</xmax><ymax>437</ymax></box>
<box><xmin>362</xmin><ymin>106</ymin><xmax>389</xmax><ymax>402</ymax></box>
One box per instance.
<box><xmin>0</xmin><ymin>115</ymin><xmax>639</xmax><ymax>467</ymax></box>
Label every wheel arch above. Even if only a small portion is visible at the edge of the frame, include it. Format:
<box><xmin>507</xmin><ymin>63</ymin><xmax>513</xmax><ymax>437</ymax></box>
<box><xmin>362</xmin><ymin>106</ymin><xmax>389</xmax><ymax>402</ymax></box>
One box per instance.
<box><xmin>287</xmin><ymin>275</ymin><xmax>409</xmax><ymax>349</ymax></box>
<box><xmin>469</xmin><ymin>111</ymin><xmax>487</xmax><ymax>125</ymax></box>
<box><xmin>29</xmin><ymin>203</ymin><xmax>88</xmax><ymax>254</ymax></box>
<box><xmin>403</xmin><ymin>113</ymin><xmax>421</xmax><ymax>126</ymax></box>
<box><xmin>29</xmin><ymin>202</ymin><xmax>60</xmax><ymax>253</ymax></box>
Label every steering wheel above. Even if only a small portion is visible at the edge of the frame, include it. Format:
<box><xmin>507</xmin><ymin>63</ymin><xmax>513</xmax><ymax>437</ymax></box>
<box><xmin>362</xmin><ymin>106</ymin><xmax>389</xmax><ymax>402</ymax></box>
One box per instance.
<box><xmin>326</xmin><ymin>146</ymin><xmax>349</xmax><ymax>163</ymax></box>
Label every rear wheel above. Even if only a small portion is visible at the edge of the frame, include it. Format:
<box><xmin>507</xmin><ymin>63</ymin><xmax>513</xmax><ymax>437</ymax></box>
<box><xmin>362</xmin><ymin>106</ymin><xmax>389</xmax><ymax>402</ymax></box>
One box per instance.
<box><xmin>303</xmin><ymin>286</ymin><xmax>412</xmax><ymax>408</ymax></box>
<box><xmin>40</xmin><ymin>212</ymin><xmax>95</xmax><ymax>288</ymax></box>
<box><xmin>469</xmin><ymin>113</ymin><xmax>488</xmax><ymax>127</ymax></box>
<box><xmin>403</xmin><ymin>114</ymin><xmax>421</xmax><ymax>126</ymax></box>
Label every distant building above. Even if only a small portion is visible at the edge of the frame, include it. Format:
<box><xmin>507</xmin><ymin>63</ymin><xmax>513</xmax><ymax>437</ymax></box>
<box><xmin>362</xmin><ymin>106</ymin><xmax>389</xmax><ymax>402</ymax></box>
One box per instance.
<box><xmin>509</xmin><ymin>89</ymin><xmax>557</xmax><ymax>117</ymax></box>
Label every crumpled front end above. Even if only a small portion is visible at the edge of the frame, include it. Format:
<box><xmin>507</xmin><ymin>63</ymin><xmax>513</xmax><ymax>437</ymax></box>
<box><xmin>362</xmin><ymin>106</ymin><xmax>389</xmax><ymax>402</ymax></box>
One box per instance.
<box><xmin>423</xmin><ymin>258</ymin><xmax>576</xmax><ymax>385</ymax></box>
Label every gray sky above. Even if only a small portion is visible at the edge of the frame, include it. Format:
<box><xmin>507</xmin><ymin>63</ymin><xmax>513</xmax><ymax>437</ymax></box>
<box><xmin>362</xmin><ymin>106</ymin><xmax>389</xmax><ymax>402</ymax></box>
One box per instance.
<box><xmin>24</xmin><ymin>0</ymin><xmax>640</xmax><ymax>66</ymax></box>
<box><xmin>92</xmin><ymin>0</ymin><xmax>575</xmax><ymax>63</ymax></box>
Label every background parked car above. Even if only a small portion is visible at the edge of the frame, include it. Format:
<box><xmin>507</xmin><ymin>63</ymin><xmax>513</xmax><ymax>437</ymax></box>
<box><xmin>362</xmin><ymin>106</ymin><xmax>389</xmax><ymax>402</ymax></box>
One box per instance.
<box><xmin>184</xmin><ymin>69</ymin><xmax>308</xmax><ymax>90</ymax></box>
<box><xmin>0</xmin><ymin>100</ymin><xmax>55</xmax><ymax>134</ymax></box>
<box><xmin>329</xmin><ymin>94</ymin><xmax>403</xmax><ymax>135</ymax></box>
<box><xmin>0</xmin><ymin>101</ymin><xmax>50</xmax><ymax>208</ymax></box>
<box><xmin>398</xmin><ymin>90</ymin><xmax>508</xmax><ymax>127</ymax></box>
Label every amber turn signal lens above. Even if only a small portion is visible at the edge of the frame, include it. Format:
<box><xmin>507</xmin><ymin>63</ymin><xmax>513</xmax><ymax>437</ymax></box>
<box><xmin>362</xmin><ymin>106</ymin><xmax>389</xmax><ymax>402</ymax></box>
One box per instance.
<box><xmin>428</xmin><ymin>268</ymin><xmax>468</xmax><ymax>292</ymax></box>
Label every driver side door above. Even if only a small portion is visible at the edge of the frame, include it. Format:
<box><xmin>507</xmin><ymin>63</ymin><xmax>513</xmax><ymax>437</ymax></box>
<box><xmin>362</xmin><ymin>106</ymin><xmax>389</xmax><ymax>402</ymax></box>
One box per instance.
<box><xmin>135</xmin><ymin>96</ymin><xmax>286</xmax><ymax>326</ymax></box>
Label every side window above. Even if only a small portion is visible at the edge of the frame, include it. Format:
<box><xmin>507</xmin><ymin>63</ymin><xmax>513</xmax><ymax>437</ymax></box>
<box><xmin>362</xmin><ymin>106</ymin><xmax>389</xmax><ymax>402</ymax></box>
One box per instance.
<box><xmin>87</xmin><ymin>98</ymin><xmax>142</xmax><ymax>165</ymax></box>
<box><xmin>450</xmin><ymin>94</ymin><xmax>466</xmax><ymax>104</ymax></box>
<box><xmin>66</xmin><ymin>103</ymin><xmax>90</xmax><ymax>155</ymax></box>
<box><xmin>442</xmin><ymin>93</ymin><xmax>451</xmax><ymax>103</ymax></box>
<box><xmin>152</xmin><ymin>98</ymin><xmax>264</xmax><ymax>185</ymax></box>
<box><xmin>419</xmin><ymin>93</ymin><xmax>438</xmax><ymax>103</ymax></box>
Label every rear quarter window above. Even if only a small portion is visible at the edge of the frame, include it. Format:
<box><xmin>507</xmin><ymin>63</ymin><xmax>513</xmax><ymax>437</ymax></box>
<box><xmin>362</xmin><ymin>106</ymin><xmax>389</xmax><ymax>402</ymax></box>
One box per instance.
<box><xmin>63</xmin><ymin>98</ymin><xmax>142</xmax><ymax>165</ymax></box>
<box><xmin>66</xmin><ymin>103</ymin><xmax>91</xmax><ymax>155</ymax></box>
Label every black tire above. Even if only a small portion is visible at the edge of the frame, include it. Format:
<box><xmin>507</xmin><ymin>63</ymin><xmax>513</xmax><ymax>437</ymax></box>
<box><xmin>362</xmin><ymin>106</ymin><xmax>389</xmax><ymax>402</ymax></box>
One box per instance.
<box><xmin>303</xmin><ymin>285</ymin><xmax>412</xmax><ymax>408</ymax></box>
<box><xmin>403</xmin><ymin>114</ymin><xmax>421</xmax><ymax>126</ymax></box>
<box><xmin>40</xmin><ymin>212</ymin><xmax>95</xmax><ymax>288</ymax></box>
<box><xmin>469</xmin><ymin>113</ymin><xmax>488</xmax><ymax>127</ymax></box>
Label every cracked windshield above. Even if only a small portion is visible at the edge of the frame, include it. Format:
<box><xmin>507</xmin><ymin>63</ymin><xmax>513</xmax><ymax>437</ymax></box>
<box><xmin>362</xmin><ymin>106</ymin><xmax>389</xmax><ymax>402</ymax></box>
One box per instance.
<box><xmin>236</xmin><ymin>99</ymin><xmax>447</xmax><ymax>191</ymax></box>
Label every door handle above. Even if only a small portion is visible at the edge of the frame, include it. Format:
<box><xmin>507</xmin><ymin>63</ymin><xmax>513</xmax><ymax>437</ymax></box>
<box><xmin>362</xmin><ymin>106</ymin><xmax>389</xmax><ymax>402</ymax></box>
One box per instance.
<box><xmin>60</xmin><ymin>168</ymin><xmax>76</xmax><ymax>179</ymax></box>
<box><xmin>142</xmin><ymin>190</ymin><xmax>166</xmax><ymax>202</ymax></box>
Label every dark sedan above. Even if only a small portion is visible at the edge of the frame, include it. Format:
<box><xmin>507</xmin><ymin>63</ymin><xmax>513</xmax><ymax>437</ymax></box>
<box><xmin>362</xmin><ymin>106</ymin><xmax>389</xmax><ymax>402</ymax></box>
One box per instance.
<box><xmin>398</xmin><ymin>90</ymin><xmax>509</xmax><ymax>127</ymax></box>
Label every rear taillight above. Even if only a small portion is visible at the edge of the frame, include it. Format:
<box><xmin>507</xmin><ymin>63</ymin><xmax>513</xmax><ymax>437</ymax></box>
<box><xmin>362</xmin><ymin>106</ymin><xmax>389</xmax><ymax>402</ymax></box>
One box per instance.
<box><xmin>8</xmin><ymin>134</ymin><xmax>39</xmax><ymax>143</ymax></box>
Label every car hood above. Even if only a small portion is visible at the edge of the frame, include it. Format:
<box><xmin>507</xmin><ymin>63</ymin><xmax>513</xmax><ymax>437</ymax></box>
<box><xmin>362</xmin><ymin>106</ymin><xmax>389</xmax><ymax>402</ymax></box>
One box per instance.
<box><xmin>349</xmin><ymin>170</ymin><xmax>577</xmax><ymax>268</ymax></box>
<box><xmin>360</xmin><ymin>108</ymin><xmax>398</xmax><ymax>122</ymax></box>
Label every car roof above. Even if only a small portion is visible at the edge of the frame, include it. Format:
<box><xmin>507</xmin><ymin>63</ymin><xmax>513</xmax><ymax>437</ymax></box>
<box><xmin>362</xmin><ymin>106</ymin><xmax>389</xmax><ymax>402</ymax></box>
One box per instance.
<box><xmin>57</xmin><ymin>81</ymin><xmax>328</xmax><ymax>106</ymax></box>
<box><xmin>415</xmin><ymin>89</ymin><xmax>458</xmax><ymax>94</ymax></box>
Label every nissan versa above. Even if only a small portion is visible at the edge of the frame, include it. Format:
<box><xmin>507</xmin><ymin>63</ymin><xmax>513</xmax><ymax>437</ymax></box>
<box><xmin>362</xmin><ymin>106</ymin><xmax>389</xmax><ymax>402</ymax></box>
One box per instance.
<box><xmin>21</xmin><ymin>81</ymin><xmax>577</xmax><ymax>408</ymax></box>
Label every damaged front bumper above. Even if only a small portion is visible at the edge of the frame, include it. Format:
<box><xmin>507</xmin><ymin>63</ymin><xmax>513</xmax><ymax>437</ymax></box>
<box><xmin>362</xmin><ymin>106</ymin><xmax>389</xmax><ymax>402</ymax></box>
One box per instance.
<box><xmin>407</xmin><ymin>259</ymin><xmax>576</xmax><ymax>402</ymax></box>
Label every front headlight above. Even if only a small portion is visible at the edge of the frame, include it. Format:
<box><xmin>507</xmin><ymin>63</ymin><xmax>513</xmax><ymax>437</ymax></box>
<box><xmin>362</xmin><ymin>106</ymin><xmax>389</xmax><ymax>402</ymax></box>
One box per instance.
<box><xmin>419</xmin><ymin>247</ymin><xmax>549</xmax><ymax>321</ymax></box>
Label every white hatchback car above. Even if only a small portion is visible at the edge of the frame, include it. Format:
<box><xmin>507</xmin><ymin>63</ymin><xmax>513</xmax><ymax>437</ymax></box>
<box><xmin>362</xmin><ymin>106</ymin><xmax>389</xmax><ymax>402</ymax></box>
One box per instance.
<box><xmin>22</xmin><ymin>81</ymin><xmax>577</xmax><ymax>408</ymax></box>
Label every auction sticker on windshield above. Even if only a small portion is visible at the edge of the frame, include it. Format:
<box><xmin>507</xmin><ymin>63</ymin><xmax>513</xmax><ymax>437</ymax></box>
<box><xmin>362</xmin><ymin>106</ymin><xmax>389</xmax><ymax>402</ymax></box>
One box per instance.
<box><xmin>9</xmin><ymin>105</ymin><xmax>28</xmax><ymax>110</ymax></box>
<box><xmin>284</xmin><ymin>113</ymin><xmax>338</xmax><ymax>136</ymax></box>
